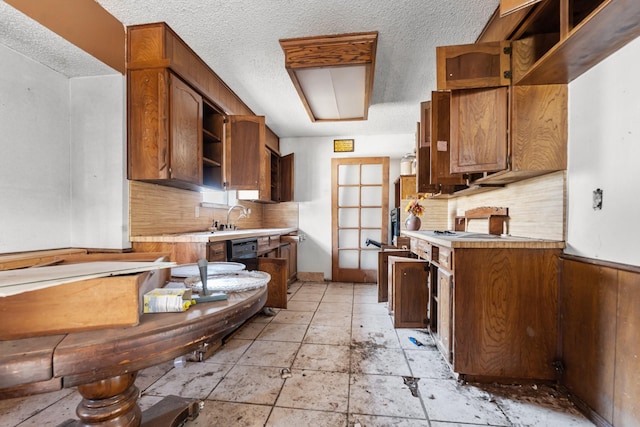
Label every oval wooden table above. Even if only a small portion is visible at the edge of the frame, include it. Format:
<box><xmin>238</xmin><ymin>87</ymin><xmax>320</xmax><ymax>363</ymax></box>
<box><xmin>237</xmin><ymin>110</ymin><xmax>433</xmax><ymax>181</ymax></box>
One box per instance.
<box><xmin>0</xmin><ymin>286</ymin><xmax>267</xmax><ymax>426</ymax></box>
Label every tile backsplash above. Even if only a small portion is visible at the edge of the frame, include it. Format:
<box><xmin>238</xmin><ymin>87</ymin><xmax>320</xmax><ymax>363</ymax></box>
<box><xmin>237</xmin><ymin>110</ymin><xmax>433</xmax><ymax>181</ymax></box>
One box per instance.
<box><xmin>129</xmin><ymin>181</ymin><xmax>298</xmax><ymax>236</ymax></box>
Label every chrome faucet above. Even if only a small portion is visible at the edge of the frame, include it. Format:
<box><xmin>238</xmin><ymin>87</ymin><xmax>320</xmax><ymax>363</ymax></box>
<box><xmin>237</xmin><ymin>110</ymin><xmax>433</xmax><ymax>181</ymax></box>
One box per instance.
<box><xmin>226</xmin><ymin>204</ymin><xmax>250</xmax><ymax>229</ymax></box>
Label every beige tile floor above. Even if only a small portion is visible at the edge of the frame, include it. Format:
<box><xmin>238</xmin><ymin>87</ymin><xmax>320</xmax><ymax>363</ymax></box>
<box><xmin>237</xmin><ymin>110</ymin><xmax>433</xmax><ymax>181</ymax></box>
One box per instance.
<box><xmin>1</xmin><ymin>281</ymin><xmax>595</xmax><ymax>427</ymax></box>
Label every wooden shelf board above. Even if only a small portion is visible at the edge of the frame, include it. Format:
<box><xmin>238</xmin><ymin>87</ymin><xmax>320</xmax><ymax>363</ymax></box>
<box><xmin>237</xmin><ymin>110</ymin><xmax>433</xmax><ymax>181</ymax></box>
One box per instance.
<box><xmin>515</xmin><ymin>0</ymin><xmax>640</xmax><ymax>85</ymax></box>
<box><xmin>202</xmin><ymin>157</ymin><xmax>221</xmax><ymax>167</ymax></box>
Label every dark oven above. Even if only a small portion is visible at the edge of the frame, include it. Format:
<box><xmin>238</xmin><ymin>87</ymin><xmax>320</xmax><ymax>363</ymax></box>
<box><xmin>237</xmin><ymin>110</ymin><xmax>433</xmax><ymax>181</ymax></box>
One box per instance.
<box><xmin>226</xmin><ymin>237</ymin><xmax>258</xmax><ymax>270</ymax></box>
<box><xmin>390</xmin><ymin>207</ymin><xmax>400</xmax><ymax>240</ymax></box>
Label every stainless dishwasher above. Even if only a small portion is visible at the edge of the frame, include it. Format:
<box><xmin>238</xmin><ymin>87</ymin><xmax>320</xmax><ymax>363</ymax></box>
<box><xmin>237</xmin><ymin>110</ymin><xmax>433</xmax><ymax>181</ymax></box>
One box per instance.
<box><xmin>226</xmin><ymin>237</ymin><xmax>259</xmax><ymax>270</ymax></box>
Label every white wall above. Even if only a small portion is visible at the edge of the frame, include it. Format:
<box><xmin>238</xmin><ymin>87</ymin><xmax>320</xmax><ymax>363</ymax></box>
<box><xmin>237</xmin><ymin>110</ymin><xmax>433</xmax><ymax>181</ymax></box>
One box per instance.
<box><xmin>280</xmin><ymin>134</ymin><xmax>415</xmax><ymax>280</ymax></box>
<box><xmin>0</xmin><ymin>44</ymin><xmax>128</xmax><ymax>253</ymax></box>
<box><xmin>566</xmin><ymin>36</ymin><xmax>640</xmax><ymax>267</ymax></box>
<box><xmin>70</xmin><ymin>75</ymin><xmax>129</xmax><ymax>249</ymax></box>
<box><xmin>0</xmin><ymin>44</ymin><xmax>71</xmax><ymax>253</ymax></box>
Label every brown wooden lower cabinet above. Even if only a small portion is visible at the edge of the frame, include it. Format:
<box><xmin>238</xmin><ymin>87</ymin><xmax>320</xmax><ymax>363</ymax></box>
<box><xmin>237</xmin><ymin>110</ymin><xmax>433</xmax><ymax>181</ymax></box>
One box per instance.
<box><xmin>377</xmin><ymin>249</ymin><xmax>410</xmax><ymax>303</ymax></box>
<box><xmin>387</xmin><ymin>256</ymin><xmax>429</xmax><ymax>328</ymax></box>
<box><xmin>452</xmin><ymin>248</ymin><xmax>559</xmax><ymax>381</ymax></box>
<box><xmin>406</xmin><ymin>233</ymin><xmax>562</xmax><ymax>382</ymax></box>
<box><xmin>560</xmin><ymin>255</ymin><xmax>640</xmax><ymax>426</ymax></box>
<box><xmin>278</xmin><ymin>240</ymin><xmax>297</xmax><ymax>284</ymax></box>
<box><xmin>207</xmin><ymin>241</ymin><xmax>226</xmax><ymax>262</ymax></box>
<box><xmin>133</xmin><ymin>238</ymin><xmax>293</xmax><ymax>309</ymax></box>
<box><xmin>258</xmin><ymin>257</ymin><xmax>287</xmax><ymax>309</ymax></box>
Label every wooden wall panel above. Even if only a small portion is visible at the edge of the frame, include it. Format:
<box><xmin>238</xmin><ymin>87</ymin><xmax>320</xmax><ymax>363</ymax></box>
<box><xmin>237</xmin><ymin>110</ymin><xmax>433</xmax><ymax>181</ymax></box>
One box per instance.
<box><xmin>614</xmin><ymin>270</ymin><xmax>640</xmax><ymax>426</ymax></box>
<box><xmin>560</xmin><ymin>259</ymin><xmax>617</xmax><ymax>423</ymax></box>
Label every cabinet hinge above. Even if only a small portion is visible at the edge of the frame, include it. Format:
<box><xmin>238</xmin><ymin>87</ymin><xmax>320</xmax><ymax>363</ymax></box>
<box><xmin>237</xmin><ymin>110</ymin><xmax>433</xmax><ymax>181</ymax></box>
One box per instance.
<box><xmin>503</xmin><ymin>70</ymin><xmax>512</xmax><ymax>79</ymax></box>
<box><xmin>503</xmin><ymin>46</ymin><xmax>512</xmax><ymax>55</ymax></box>
<box><xmin>168</xmin><ymin>167</ymin><xmax>172</xmax><ymax>174</ymax></box>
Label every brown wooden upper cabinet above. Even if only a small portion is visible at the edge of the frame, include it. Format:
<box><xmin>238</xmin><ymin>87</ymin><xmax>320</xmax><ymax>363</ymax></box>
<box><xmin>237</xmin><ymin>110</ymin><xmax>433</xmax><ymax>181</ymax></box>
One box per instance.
<box><xmin>128</xmin><ymin>70</ymin><xmax>204</xmax><ymax>190</ymax></box>
<box><xmin>265</xmin><ymin>128</ymin><xmax>295</xmax><ymax>203</ymax></box>
<box><xmin>224</xmin><ymin>115</ymin><xmax>264</xmax><ymax>190</ymax></box>
<box><xmin>416</xmin><ymin>95</ymin><xmax>465</xmax><ymax>194</ymax></box>
<box><xmin>416</xmin><ymin>101</ymin><xmax>435</xmax><ymax>194</ymax></box>
<box><xmin>436</xmin><ymin>41</ymin><xmax>511</xmax><ymax>90</ymax></box>
<box><xmin>488</xmin><ymin>0</ymin><xmax>640</xmax><ymax>86</ymax></box>
<box><xmin>449</xmin><ymin>83</ymin><xmax>567</xmax><ymax>185</ymax></box>
<box><xmin>428</xmin><ymin>92</ymin><xmax>465</xmax><ymax>190</ymax></box>
<box><xmin>126</xmin><ymin>22</ymin><xmax>275</xmax><ymax>192</ymax></box>
<box><xmin>201</xmin><ymin>101</ymin><xmax>225</xmax><ymax>189</ymax></box>
<box><xmin>238</xmin><ymin>140</ymin><xmax>295</xmax><ymax>203</ymax></box>
<box><xmin>437</xmin><ymin>40</ymin><xmax>567</xmax><ymax>185</ymax></box>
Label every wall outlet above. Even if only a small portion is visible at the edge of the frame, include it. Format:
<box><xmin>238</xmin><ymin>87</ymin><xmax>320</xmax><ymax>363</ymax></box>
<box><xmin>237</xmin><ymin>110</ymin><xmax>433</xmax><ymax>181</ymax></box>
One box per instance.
<box><xmin>593</xmin><ymin>188</ymin><xmax>603</xmax><ymax>210</ymax></box>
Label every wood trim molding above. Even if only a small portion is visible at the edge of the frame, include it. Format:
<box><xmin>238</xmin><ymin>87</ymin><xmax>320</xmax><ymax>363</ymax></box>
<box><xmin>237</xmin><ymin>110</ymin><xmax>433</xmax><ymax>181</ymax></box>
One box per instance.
<box><xmin>6</xmin><ymin>0</ymin><xmax>125</xmax><ymax>73</ymax></box>
<box><xmin>279</xmin><ymin>32</ymin><xmax>378</xmax><ymax>122</ymax></box>
<box><xmin>280</xmin><ymin>32</ymin><xmax>378</xmax><ymax>69</ymax></box>
<box><xmin>561</xmin><ymin>253</ymin><xmax>640</xmax><ymax>274</ymax></box>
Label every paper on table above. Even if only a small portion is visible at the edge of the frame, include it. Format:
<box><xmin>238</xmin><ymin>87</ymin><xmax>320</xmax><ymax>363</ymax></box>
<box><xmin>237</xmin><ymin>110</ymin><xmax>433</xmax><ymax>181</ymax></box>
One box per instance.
<box><xmin>0</xmin><ymin>261</ymin><xmax>175</xmax><ymax>297</ymax></box>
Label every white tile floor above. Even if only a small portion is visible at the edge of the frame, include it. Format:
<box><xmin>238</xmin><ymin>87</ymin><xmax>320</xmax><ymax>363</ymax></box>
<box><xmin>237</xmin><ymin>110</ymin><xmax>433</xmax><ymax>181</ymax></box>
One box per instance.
<box><xmin>0</xmin><ymin>281</ymin><xmax>595</xmax><ymax>427</ymax></box>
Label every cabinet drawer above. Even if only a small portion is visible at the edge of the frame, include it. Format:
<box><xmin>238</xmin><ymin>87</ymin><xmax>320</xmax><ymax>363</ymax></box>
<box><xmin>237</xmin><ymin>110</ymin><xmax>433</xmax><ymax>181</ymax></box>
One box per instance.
<box><xmin>257</xmin><ymin>236</ymin><xmax>270</xmax><ymax>251</ymax></box>
<box><xmin>410</xmin><ymin>238</ymin><xmax>419</xmax><ymax>256</ymax></box>
<box><xmin>207</xmin><ymin>242</ymin><xmax>226</xmax><ymax>262</ymax></box>
<box><xmin>438</xmin><ymin>247</ymin><xmax>452</xmax><ymax>270</ymax></box>
<box><xmin>417</xmin><ymin>240</ymin><xmax>431</xmax><ymax>261</ymax></box>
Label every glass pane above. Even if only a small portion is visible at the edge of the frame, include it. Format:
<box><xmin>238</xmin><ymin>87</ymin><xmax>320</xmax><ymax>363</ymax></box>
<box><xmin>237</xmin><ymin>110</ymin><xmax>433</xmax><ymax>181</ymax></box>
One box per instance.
<box><xmin>361</xmin><ymin>186</ymin><xmax>381</xmax><ymax>206</ymax></box>
<box><xmin>339</xmin><ymin>164</ymin><xmax>360</xmax><ymax>185</ymax></box>
<box><xmin>361</xmin><ymin>207</ymin><xmax>382</xmax><ymax>228</ymax></box>
<box><xmin>361</xmin><ymin>250</ymin><xmax>378</xmax><ymax>270</ymax></box>
<box><xmin>338</xmin><ymin>186</ymin><xmax>360</xmax><ymax>206</ymax></box>
<box><xmin>339</xmin><ymin>250</ymin><xmax>359</xmax><ymax>269</ymax></box>
<box><xmin>339</xmin><ymin>229</ymin><xmax>360</xmax><ymax>248</ymax></box>
<box><xmin>361</xmin><ymin>164</ymin><xmax>382</xmax><ymax>185</ymax></box>
<box><xmin>338</xmin><ymin>208</ymin><xmax>359</xmax><ymax>228</ymax></box>
<box><xmin>361</xmin><ymin>229</ymin><xmax>382</xmax><ymax>247</ymax></box>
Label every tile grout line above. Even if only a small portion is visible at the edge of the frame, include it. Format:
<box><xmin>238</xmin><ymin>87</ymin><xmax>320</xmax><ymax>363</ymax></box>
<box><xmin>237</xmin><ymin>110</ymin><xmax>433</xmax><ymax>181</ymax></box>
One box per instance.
<box><xmin>395</xmin><ymin>325</ymin><xmax>433</xmax><ymax>425</ymax></box>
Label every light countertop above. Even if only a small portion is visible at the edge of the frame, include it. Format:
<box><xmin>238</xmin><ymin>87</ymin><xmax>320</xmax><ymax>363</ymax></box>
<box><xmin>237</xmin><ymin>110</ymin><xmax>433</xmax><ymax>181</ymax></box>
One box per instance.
<box><xmin>401</xmin><ymin>230</ymin><xmax>565</xmax><ymax>249</ymax></box>
<box><xmin>130</xmin><ymin>227</ymin><xmax>298</xmax><ymax>243</ymax></box>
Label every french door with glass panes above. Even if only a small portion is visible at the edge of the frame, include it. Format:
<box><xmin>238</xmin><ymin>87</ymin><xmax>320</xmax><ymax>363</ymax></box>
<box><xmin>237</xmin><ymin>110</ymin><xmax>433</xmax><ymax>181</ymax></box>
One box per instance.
<box><xmin>331</xmin><ymin>157</ymin><xmax>389</xmax><ymax>282</ymax></box>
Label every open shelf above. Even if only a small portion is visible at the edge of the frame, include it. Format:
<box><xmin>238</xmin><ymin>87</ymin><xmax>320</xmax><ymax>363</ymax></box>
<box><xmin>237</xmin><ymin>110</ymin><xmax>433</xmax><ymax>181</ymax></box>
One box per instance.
<box><xmin>512</xmin><ymin>0</ymin><xmax>640</xmax><ymax>85</ymax></box>
<box><xmin>202</xmin><ymin>100</ymin><xmax>224</xmax><ymax>189</ymax></box>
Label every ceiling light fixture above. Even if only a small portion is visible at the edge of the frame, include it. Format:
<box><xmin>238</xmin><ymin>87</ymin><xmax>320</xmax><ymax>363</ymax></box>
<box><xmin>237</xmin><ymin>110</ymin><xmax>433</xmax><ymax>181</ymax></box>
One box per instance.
<box><xmin>279</xmin><ymin>31</ymin><xmax>378</xmax><ymax>122</ymax></box>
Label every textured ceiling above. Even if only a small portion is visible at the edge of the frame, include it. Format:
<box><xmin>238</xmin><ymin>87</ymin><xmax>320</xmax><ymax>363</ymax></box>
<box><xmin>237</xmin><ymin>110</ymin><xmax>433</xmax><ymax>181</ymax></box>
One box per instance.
<box><xmin>0</xmin><ymin>0</ymin><xmax>499</xmax><ymax>138</ymax></box>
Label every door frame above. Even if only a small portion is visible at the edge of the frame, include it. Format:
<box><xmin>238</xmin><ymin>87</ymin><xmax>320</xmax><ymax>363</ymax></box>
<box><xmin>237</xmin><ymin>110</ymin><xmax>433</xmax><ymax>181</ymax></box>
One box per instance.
<box><xmin>331</xmin><ymin>157</ymin><xmax>389</xmax><ymax>282</ymax></box>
